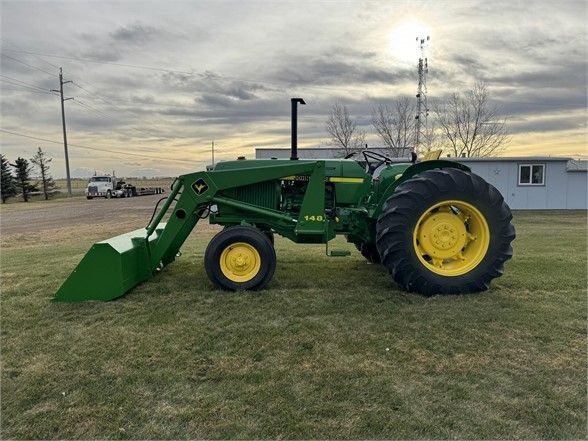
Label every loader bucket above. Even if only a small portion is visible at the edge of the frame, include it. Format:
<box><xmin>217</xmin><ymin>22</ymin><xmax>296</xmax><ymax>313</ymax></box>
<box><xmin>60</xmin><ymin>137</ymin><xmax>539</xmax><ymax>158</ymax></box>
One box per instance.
<box><xmin>53</xmin><ymin>225</ymin><xmax>167</xmax><ymax>302</ymax></box>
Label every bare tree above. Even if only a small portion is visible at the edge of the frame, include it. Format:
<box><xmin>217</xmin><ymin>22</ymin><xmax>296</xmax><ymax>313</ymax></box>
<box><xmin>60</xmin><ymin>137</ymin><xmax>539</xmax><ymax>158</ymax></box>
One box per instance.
<box><xmin>434</xmin><ymin>81</ymin><xmax>509</xmax><ymax>158</ymax></box>
<box><xmin>326</xmin><ymin>103</ymin><xmax>366</xmax><ymax>157</ymax></box>
<box><xmin>31</xmin><ymin>147</ymin><xmax>56</xmax><ymax>200</ymax></box>
<box><xmin>371</xmin><ymin>97</ymin><xmax>416</xmax><ymax>157</ymax></box>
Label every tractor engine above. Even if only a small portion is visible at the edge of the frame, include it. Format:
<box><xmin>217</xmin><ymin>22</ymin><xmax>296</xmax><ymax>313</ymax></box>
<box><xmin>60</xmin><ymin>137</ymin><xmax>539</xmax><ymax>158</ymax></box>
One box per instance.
<box><xmin>218</xmin><ymin>177</ymin><xmax>336</xmax><ymax>220</ymax></box>
<box><xmin>281</xmin><ymin>179</ymin><xmax>335</xmax><ymax>214</ymax></box>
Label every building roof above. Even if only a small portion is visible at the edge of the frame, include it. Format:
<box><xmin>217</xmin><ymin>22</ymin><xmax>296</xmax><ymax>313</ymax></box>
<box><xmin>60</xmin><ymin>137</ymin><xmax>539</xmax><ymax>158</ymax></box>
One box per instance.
<box><xmin>256</xmin><ymin>147</ymin><xmax>393</xmax><ymax>151</ymax></box>
<box><xmin>256</xmin><ymin>147</ymin><xmax>583</xmax><ymax>164</ymax></box>
<box><xmin>447</xmin><ymin>156</ymin><xmax>574</xmax><ymax>162</ymax></box>
<box><xmin>256</xmin><ymin>146</ymin><xmax>407</xmax><ymax>159</ymax></box>
<box><xmin>447</xmin><ymin>157</ymin><xmax>587</xmax><ymax>172</ymax></box>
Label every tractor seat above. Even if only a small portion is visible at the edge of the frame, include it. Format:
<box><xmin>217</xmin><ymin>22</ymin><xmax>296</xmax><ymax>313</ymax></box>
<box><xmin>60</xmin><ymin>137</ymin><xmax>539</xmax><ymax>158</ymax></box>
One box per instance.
<box><xmin>372</xmin><ymin>163</ymin><xmax>388</xmax><ymax>180</ymax></box>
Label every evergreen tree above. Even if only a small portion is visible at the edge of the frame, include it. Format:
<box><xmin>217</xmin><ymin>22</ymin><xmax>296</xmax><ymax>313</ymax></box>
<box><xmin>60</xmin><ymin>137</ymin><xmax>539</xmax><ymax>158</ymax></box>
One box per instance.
<box><xmin>0</xmin><ymin>154</ymin><xmax>17</xmax><ymax>203</ymax></box>
<box><xmin>11</xmin><ymin>157</ymin><xmax>36</xmax><ymax>202</ymax></box>
<box><xmin>31</xmin><ymin>147</ymin><xmax>56</xmax><ymax>200</ymax></box>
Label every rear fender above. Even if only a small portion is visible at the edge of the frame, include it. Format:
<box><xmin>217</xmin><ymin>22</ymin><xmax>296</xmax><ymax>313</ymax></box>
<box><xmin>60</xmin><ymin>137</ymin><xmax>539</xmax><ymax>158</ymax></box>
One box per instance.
<box><xmin>372</xmin><ymin>160</ymin><xmax>470</xmax><ymax>218</ymax></box>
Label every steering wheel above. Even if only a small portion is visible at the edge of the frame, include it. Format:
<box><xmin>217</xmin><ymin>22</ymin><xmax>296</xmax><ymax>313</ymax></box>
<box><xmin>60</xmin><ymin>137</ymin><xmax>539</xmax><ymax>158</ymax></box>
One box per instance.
<box><xmin>362</xmin><ymin>150</ymin><xmax>393</xmax><ymax>174</ymax></box>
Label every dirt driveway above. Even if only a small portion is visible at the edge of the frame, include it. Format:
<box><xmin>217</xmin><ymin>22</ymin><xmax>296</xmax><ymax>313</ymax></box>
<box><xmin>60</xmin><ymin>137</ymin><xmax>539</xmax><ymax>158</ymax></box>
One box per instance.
<box><xmin>0</xmin><ymin>195</ymin><xmax>165</xmax><ymax>235</ymax></box>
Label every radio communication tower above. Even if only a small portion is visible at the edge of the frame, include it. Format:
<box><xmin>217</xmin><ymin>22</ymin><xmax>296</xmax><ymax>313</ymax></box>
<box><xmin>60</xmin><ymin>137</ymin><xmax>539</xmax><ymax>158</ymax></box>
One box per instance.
<box><xmin>415</xmin><ymin>36</ymin><xmax>430</xmax><ymax>152</ymax></box>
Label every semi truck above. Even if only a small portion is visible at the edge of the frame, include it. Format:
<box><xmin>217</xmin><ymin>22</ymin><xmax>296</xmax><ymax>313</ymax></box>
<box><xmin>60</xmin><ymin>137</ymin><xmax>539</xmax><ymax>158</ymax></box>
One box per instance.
<box><xmin>85</xmin><ymin>175</ymin><xmax>165</xmax><ymax>199</ymax></box>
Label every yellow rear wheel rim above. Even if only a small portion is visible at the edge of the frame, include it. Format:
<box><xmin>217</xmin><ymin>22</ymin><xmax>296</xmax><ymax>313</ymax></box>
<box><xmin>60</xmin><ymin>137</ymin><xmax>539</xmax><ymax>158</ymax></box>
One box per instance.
<box><xmin>413</xmin><ymin>200</ymin><xmax>490</xmax><ymax>276</ymax></box>
<box><xmin>220</xmin><ymin>242</ymin><xmax>261</xmax><ymax>283</ymax></box>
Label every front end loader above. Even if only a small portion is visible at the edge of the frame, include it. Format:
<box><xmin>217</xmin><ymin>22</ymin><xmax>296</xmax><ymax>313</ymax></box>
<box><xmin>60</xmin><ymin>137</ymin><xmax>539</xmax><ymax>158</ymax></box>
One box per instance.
<box><xmin>54</xmin><ymin>99</ymin><xmax>515</xmax><ymax>302</ymax></box>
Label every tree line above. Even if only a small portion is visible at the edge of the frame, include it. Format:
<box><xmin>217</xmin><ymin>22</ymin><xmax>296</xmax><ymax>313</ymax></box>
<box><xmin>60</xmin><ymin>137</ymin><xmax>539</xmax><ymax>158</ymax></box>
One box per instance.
<box><xmin>1</xmin><ymin>147</ymin><xmax>56</xmax><ymax>203</ymax></box>
<box><xmin>326</xmin><ymin>81</ymin><xmax>510</xmax><ymax>158</ymax></box>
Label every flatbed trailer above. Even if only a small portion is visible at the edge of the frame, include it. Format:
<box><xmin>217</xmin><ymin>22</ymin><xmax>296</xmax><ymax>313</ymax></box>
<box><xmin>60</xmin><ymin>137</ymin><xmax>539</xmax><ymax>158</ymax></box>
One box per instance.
<box><xmin>85</xmin><ymin>175</ymin><xmax>165</xmax><ymax>199</ymax></box>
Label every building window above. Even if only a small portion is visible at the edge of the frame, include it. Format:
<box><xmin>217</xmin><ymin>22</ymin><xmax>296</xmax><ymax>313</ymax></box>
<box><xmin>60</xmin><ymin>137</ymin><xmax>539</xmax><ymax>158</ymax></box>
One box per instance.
<box><xmin>518</xmin><ymin>164</ymin><xmax>545</xmax><ymax>186</ymax></box>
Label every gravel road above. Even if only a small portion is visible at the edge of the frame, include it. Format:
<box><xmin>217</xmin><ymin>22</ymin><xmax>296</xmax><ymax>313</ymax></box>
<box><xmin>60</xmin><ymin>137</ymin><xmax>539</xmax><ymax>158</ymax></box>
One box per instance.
<box><xmin>0</xmin><ymin>195</ymin><xmax>165</xmax><ymax>235</ymax></box>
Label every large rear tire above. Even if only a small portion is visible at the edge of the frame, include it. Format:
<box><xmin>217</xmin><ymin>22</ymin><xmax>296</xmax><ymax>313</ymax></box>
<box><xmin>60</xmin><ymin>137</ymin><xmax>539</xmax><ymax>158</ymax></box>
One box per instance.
<box><xmin>205</xmin><ymin>226</ymin><xmax>276</xmax><ymax>291</ymax></box>
<box><xmin>355</xmin><ymin>242</ymin><xmax>381</xmax><ymax>264</ymax></box>
<box><xmin>376</xmin><ymin>168</ymin><xmax>515</xmax><ymax>295</ymax></box>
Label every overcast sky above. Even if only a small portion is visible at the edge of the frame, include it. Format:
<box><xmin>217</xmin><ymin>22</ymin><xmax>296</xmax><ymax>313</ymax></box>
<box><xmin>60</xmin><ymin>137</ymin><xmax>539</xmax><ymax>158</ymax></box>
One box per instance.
<box><xmin>1</xmin><ymin>0</ymin><xmax>586</xmax><ymax>178</ymax></box>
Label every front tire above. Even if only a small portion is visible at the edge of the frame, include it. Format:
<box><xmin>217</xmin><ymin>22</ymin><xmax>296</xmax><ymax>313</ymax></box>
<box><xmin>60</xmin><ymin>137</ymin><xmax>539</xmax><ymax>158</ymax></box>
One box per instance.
<box><xmin>262</xmin><ymin>230</ymin><xmax>274</xmax><ymax>245</ymax></box>
<box><xmin>376</xmin><ymin>168</ymin><xmax>515</xmax><ymax>295</ymax></box>
<box><xmin>204</xmin><ymin>226</ymin><xmax>276</xmax><ymax>291</ymax></box>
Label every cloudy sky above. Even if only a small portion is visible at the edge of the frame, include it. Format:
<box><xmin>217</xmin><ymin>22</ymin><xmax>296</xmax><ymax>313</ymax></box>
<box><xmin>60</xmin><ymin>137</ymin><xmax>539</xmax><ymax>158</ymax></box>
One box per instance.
<box><xmin>1</xmin><ymin>0</ymin><xmax>586</xmax><ymax>178</ymax></box>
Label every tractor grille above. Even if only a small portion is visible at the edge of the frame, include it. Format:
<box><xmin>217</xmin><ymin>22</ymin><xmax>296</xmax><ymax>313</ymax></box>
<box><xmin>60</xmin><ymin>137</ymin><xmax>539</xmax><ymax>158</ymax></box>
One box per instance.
<box><xmin>88</xmin><ymin>186</ymin><xmax>98</xmax><ymax>192</ymax></box>
<box><xmin>223</xmin><ymin>181</ymin><xmax>279</xmax><ymax>209</ymax></box>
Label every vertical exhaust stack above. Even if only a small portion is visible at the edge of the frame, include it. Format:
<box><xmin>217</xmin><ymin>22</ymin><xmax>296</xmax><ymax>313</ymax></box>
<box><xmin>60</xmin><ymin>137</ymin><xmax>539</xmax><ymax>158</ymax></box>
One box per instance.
<box><xmin>290</xmin><ymin>98</ymin><xmax>306</xmax><ymax>160</ymax></box>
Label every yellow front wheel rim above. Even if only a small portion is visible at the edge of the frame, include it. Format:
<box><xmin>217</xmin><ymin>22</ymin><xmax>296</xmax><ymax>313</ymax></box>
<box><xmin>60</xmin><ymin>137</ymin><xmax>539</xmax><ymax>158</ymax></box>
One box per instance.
<box><xmin>413</xmin><ymin>200</ymin><xmax>490</xmax><ymax>276</ymax></box>
<box><xmin>219</xmin><ymin>242</ymin><xmax>261</xmax><ymax>283</ymax></box>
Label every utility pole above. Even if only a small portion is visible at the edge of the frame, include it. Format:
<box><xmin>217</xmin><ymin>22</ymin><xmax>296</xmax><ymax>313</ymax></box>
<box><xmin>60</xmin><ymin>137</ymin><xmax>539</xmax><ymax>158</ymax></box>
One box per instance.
<box><xmin>415</xmin><ymin>36</ymin><xmax>430</xmax><ymax>153</ymax></box>
<box><xmin>51</xmin><ymin>67</ymin><xmax>73</xmax><ymax>196</ymax></box>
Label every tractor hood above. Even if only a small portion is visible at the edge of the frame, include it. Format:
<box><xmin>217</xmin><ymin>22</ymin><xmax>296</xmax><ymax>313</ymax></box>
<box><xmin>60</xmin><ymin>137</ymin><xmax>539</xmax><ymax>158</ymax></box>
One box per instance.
<box><xmin>213</xmin><ymin>159</ymin><xmax>369</xmax><ymax>180</ymax></box>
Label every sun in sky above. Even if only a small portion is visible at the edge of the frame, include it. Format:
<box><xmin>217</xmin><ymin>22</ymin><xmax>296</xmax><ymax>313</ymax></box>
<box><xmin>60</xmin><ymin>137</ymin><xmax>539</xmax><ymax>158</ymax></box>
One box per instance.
<box><xmin>388</xmin><ymin>19</ymin><xmax>431</xmax><ymax>64</ymax></box>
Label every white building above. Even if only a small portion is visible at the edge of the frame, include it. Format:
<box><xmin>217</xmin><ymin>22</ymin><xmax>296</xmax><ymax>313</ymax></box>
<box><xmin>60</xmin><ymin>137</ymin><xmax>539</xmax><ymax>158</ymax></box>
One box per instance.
<box><xmin>255</xmin><ymin>148</ymin><xmax>587</xmax><ymax>210</ymax></box>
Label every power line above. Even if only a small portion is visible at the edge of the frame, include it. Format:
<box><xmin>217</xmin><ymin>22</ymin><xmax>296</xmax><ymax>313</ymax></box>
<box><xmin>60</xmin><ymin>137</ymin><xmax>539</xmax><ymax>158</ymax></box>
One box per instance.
<box><xmin>70</xmin><ymin>81</ymin><xmax>199</xmax><ymax>139</ymax></box>
<box><xmin>1</xmin><ymin>53</ymin><xmax>55</xmax><ymax>77</ymax></box>
<box><xmin>71</xmin><ymin>81</ymin><xmax>128</xmax><ymax>113</ymax></box>
<box><xmin>2</xmin><ymin>48</ymin><xmax>362</xmax><ymax>94</ymax></box>
<box><xmin>71</xmin><ymin>99</ymin><xmax>151</xmax><ymax>136</ymax></box>
<box><xmin>0</xmin><ymin>74</ymin><xmax>51</xmax><ymax>92</ymax></box>
<box><xmin>74</xmin><ymin>98</ymin><xmax>119</xmax><ymax>119</ymax></box>
<box><xmin>3</xmin><ymin>48</ymin><xmax>194</xmax><ymax>75</ymax></box>
<box><xmin>0</xmin><ymin>68</ymin><xmax>168</xmax><ymax>150</ymax></box>
<box><xmin>72</xmin><ymin>98</ymin><xmax>162</xmax><ymax>140</ymax></box>
<box><xmin>0</xmin><ymin>78</ymin><xmax>58</xmax><ymax>95</ymax></box>
<box><xmin>3</xmin><ymin>42</ymin><xmax>61</xmax><ymax>70</ymax></box>
<box><xmin>72</xmin><ymin>82</ymin><xmax>202</xmax><ymax>112</ymax></box>
<box><xmin>0</xmin><ymin>77</ymin><xmax>329</xmax><ymax>126</ymax></box>
<box><xmin>0</xmin><ymin>86</ymin><xmax>59</xmax><ymax>96</ymax></box>
<box><xmin>35</xmin><ymin>56</ymin><xmax>60</xmax><ymax>70</ymax></box>
<box><xmin>71</xmin><ymin>81</ymin><xmax>179</xmax><ymax>137</ymax></box>
<box><xmin>0</xmin><ymin>128</ymin><xmax>197</xmax><ymax>163</ymax></box>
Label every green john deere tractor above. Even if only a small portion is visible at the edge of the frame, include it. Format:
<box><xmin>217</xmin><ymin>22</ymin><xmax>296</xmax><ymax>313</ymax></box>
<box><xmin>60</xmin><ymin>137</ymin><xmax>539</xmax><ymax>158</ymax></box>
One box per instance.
<box><xmin>54</xmin><ymin>98</ymin><xmax>515</xmax><ymax>302</ymax></box>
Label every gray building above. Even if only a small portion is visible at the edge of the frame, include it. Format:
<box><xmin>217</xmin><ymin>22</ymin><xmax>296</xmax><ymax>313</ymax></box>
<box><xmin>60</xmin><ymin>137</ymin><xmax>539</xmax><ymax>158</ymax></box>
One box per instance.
<box><xmin>456</xmin><ymin>157</ymin><xmax>587</xmax><ymax>210</ymax></box>
<box><xmin>255</xmin><ymin>148</ymin><xmax>587</xmax><ymax>210</ymax></box>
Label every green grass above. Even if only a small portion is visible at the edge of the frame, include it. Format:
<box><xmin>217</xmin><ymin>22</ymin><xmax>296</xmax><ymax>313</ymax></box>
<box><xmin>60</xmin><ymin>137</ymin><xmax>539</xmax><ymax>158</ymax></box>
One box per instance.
<box><xmin>1</xmin><ymin>211</ymin><xmax>586</xmax><ymax>439</ymax></box>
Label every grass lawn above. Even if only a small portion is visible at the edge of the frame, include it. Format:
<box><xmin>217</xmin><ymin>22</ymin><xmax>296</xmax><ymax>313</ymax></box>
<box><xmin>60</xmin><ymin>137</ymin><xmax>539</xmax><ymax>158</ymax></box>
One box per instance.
<box><xmin>1</xmin><ymin>210</ymin><xmax>586</xmax><ymax>439</ymax></box>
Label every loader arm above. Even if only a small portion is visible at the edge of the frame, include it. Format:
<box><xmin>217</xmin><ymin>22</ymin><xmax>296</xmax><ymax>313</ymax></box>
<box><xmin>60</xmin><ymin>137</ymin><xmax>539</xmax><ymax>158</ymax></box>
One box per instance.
<box><xmin>147</xmin><ymin>161</ymin><xmax>324</xmax><ymax>267</ymax></box>
<box><xmin>54</xmin><ymin>161</ymin><xmax>324</xmax><ymax>302</ymax></box>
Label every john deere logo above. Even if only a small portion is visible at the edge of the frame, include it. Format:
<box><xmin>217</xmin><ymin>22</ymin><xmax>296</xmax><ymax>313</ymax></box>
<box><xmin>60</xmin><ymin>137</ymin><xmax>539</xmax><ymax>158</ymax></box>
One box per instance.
<box><xmin>192</xmin><ymin>179</ymin><xmax>209</xmax><ymax>195</ymax></box>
